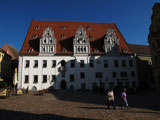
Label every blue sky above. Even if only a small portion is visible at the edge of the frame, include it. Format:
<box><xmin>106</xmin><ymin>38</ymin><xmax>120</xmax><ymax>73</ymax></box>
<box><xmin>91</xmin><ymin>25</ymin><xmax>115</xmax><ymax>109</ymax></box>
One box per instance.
<box><xmin>0</xmin><ymin>0</ymin><xmax>159</xmax><ymax>51</ymax></box>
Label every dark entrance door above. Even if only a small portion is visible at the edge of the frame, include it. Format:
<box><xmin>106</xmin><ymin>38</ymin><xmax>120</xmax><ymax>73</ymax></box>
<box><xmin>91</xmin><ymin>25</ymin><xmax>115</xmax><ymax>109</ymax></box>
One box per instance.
<box><xmin>61</xmin><ymin>80</ymin><xmax>66</xmax><ymax>89</ymax></box>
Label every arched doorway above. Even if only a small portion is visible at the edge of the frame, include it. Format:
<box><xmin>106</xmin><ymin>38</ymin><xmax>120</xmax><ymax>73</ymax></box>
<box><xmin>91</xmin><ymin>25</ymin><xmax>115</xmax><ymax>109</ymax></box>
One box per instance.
<box><xmin>61</xmin><ymin>80</ymin><xmax>66</xmax><ymax>89</ymax></box>
<box><xmin>32</xmin><ymin>86</ymin><xmax>37</xmax><ymax>91</ymax></box>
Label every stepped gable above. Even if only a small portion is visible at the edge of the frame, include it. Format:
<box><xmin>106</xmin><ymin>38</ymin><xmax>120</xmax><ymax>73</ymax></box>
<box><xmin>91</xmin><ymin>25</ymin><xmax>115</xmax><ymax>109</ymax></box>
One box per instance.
<box><xmin>20</xmin><ymin>20</ymin><xmax>132</xmax><ymax>55</ymax></box>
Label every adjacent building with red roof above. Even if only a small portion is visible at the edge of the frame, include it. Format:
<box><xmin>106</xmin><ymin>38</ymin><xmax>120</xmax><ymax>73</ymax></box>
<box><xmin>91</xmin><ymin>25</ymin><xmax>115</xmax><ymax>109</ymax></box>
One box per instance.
<box><xmin>128</xmin><ymin>44</ymin><xmax>153</xmax><ymax>90</ymax></box>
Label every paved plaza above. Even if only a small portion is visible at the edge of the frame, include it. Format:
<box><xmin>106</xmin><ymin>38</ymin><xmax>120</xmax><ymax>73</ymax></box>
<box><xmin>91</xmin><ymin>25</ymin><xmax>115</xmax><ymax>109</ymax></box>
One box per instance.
<box><xmin>0</xmin><ymin>91</ymin><xmax>160</xmax><ymax>120</ymax></box>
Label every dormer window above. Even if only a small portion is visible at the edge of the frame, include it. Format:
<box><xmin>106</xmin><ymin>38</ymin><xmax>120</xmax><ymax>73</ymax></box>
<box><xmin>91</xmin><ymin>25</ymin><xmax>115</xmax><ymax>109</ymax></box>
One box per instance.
<box><xmin>61</xmin><ymin>35</ymin><xmax>65</xmax><ymax>39</ymax></box>
<box><xmin>28</xmin><ymin>48</ymin><xmax>33</xmax><ymax>53</ymax></box>
<box><xmin>32</xmin><ymin>35</ymin><xmax>37</xmax><ymax>39</ymax></box>
<box><xmin>86</xmin><ymin>26</ymin><xmax>91</xmax><ymax>30</ymax></box>
<box><xmin>35</xmin><ymin>26</ymin><xmax>40</xmax><ymax>30</ymax></box>
<box><xmin>122</xmin><ymin>48</ymin><xmax>127</xmax><ymax>53</ymax></box>
<box><xmin>61</xmin><ymin>48</ymin><xmax>66</xmax><ymax>53</ymax></box>
<box><xmin>61</xmin><ymin>26</ymin><xmax>65</xmax><ymax>30</ymax></box>
<box><xmin>93</xmin><ymin>48</ymin><xmax>99</xmax><ymax>53</ymax></box>
<box><xmin>89</xmin><ymin>36</ymin><xmax>94</xmax><ymax>40</ymax></box>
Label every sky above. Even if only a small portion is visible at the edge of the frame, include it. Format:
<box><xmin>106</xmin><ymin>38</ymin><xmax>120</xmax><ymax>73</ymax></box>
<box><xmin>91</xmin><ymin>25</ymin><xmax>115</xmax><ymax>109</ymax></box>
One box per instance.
<box><xmin>0</xmin><ymin>0</ymin><xmax>159</xmax><ymax>51</ymax></box>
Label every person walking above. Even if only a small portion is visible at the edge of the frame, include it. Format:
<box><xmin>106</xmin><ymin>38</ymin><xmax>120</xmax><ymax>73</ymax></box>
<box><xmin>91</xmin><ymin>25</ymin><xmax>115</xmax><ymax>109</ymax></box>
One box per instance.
<box><xmin>107</xmin><ymin>89</ymin><xmax>116</xmax><ymax>109</ymax></box>
<box><xmin>121</xmin><ymin>88</ymin><xmax>129</xmax><ymax>109</ymax></box>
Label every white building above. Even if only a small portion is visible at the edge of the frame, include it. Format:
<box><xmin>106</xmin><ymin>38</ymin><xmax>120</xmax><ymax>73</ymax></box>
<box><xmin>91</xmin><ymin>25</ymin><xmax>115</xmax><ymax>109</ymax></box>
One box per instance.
<box><xmin>18</xmin><ymin>21</ymin><xmax>138</xmax><ymax>91</ymax></box>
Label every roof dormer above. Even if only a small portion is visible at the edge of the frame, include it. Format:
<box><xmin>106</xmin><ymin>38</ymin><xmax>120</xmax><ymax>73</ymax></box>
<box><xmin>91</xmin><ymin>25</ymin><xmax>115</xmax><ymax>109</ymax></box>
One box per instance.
<box><xmin>39</xmin><ymin>26</ymin><xmax>56</xmax><ymax>55</ymax></box>
<box><xmin>104</xmin><ymin>27</ymin><xmax>119</xmax><ymax>54</ymax></box>
<box><xmin>73</xmin><ymin>26</ymin><xmax>90</xmax><ymax>55</ymax></box>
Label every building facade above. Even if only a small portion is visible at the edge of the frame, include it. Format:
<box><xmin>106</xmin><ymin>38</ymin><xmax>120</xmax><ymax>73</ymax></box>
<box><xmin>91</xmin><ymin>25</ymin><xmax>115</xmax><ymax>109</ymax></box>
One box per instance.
<box><xmin>148</xmin><ymin>3</ymin><xmax>160</xmax><ymax>91</ymax></box>
<box><xmin>0</xmin><ymin>49</ymin><xmax>12</xmax><ymax>84</ymax></box>
<box><xmin>2</xmin><ymin>43</ymin><xmax>19</xmax><ymax>87</ymax></box>
<box><xmin>18</xmin><ymin>21</ymin><xmax>138</xmax><ymax>91</ymax></box>
<box><xmin>128</xmin><ymin>44</ymin><xmax>153</xmax><ymax>90</ymax></box>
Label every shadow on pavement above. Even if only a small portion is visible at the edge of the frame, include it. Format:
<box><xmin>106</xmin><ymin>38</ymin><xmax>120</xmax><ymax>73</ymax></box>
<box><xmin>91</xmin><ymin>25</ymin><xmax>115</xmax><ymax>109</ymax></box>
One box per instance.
<box><xmin>50</xmin><ymin>91</ymin><xmax>160</xmax><ymax>111</ymax></box>
<box><xmin>0</xmin><ymin>109</ymin><xmax>95</xmax><ymax>120</ymax></box>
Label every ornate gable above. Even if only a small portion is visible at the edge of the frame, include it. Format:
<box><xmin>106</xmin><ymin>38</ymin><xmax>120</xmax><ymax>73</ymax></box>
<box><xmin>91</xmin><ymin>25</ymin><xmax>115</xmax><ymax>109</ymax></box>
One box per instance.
<box><xmin>73</xmin><ymin>26</ymin><xmax>90</xmax><ymax>55</ymax></box>
<box><xmin>39</xmin><ymin>26</ymin><xmax>56</xmax><ymax>55</ymax></box>
<box><xmin>104</xmin><ymin>27</ymin><xmax>119</xmax><ymax>54</ymax></box>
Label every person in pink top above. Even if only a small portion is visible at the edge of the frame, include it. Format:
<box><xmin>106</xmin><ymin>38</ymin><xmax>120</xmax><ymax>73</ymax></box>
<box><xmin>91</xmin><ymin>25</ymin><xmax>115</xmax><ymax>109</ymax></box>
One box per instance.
<box><xmin>121</xmin><ymin>88</ymin><xmax>129</xmax><ymax>109</ymax></box>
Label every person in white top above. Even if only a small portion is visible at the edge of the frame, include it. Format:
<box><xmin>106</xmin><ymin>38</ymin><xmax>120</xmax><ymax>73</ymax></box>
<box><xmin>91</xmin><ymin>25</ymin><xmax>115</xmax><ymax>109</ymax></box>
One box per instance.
<box><xmin>107</xmin><ymin>89</ymin><xmax>116</xmax><ymax>109</ymax></box>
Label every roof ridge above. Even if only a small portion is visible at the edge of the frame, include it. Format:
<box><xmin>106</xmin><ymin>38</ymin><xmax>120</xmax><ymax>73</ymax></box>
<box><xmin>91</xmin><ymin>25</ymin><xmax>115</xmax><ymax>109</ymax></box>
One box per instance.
<box><xmin>32</xmin><ymin>20</ymin><xmax>114</xmax><ymax>24</ymax></box>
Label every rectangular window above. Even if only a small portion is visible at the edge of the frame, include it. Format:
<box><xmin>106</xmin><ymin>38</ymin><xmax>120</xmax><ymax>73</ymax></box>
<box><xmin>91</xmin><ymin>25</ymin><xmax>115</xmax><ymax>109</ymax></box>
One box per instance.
<box><xmin>122</xmin><ymin>60</ymin><xmax>126</xmax><ymax>67</ymax></box>
<box><xmin>121</xmin><ymin>72</ymin><xmax>127</xmax><ymax>77</ymax></box>
<box><xmin>131</xmin><ymin>71</ymin><xmax>135</xmax><ymax>77</ymax></box>
<box><xmin>78</xmin><ymin>47</ymin><xmax>80</xmax><ymax>52</ymax></box>
<box><xmin>129</xmin><ymin>60</ymin><xmax>133</xmax><ymax>67</ymax></box>
<box><xmin>33</xmin><ymin>75</ymin><xmax>38</xmax><ymax>83</ymax></box>
<box><xmin>43</xmin><ymin>60</ymin><xmax>47</xmax><ymax>68</ymax></box>
<box><xmin>112</xmin><ymin>72</ymin><xmax>117</xmax><ymax>78</ymax></box>
<box><xmin>104</xmin><ymin>60</ymin><xmax>108</xmax><ymax>68</ymax></box>
<box><xmin>24</xmin><ymin>75</ymin><xmax>29</xmax><ymax>83</ymax></box>
<box><xmin>70</xmin><ymin>60</ymin><xmax>75</xmax><ymax>68</ymax></box>
<box><xmin>25</xmin><ymin>60</ymin><xmax>30</xmax><ymax>68</ymax></box>
<box><xmin>33</xmin><ymin>60</ymin><xmax>38</xmax><ymax>68</ymax></box>
<box><xmin>42</xmin><ymin>75</ymin><xmax>47</xmax><ymax>83</ymax></box>
<box><xmin>52</xmin><ymin>75</ymin><xmax>56</xmax><ymax>82</ymax></box>
<box><xmin>114</xmin><ymin>60</ymin><xmax>118</xmax><ymax>67</ymax></box>
<box><xmin>90</xmin><ymin>60</ymin><xmax>94</xmax><ymax>67</ymax></box>
<box><xmin>81</xmin><ymin>47</ymin><xmax>83</xmax><ymax>52</ymax></box>
<box><xmin>81</xmin><ymin>83</ymin><xmax>86</xmax><ymax>89</ymax></box>
<box><xmin>52</xmin><ymin>60</ymin><xmax>56</xmax><ymax>68</ymax></box>
<box><xmin>80</xmin><ymin>60</ymin><xmax>84</xmax><ymax>68</ymax></box>
<box><xmin>80</xmin><ymin>72</ymin><xmax>85</xmax><ymax>79</ymax></box>
<box><xmin>70</xmin><ymin>74</ymin><xmax>74</xmax><ymax>82</ymax></box>
<box><xmin>43</xmin><ymin>47</ymin><xmax>45</xmax><ymax>52</ymax></box>
<box><xmin>95</xmin><ymin>72</ymin><xmax>103</xmax><ymax>78</ymax></box>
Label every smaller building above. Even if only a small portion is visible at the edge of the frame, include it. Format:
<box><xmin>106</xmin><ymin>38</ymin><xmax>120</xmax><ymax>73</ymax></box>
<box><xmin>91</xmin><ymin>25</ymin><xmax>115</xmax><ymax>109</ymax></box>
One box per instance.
<box><xmin>0</xmin><ymin>48</ymin><xmax>12</xmax><ymax>85</ymax></box>
<box><xmin>2</xmin><ymin>43</ymin><xmax>19</xmax><ymax>87</ymax></box>
<box><xmin>128</xmin><ymin>44</ymin><xmax>153</xmax><ymax>90</ymax></box>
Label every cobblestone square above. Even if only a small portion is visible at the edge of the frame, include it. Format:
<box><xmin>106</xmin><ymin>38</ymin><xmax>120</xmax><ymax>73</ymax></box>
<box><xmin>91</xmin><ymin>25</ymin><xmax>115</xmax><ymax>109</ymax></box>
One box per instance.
<box><xmin>0</xmin><ymin>91</ymin><xmax>160</xmax><ymax>120</ymax></box>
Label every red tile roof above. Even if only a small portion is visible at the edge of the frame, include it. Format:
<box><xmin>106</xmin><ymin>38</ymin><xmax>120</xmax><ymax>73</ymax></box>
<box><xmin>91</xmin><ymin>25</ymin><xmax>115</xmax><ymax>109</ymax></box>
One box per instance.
<box><xmin>2</xmin><ymin>43</ymin><xmax>19</xmax><ymax>60</ymax></box>
<box><xmin>128</xmin><ymin>44</ymin><xmax>151</xmax><ymax>56</ymax></box>
<box><xmin>20</xmin><ymin>20</ymin><xmax>132</xmax><ymax>55</ymax></box>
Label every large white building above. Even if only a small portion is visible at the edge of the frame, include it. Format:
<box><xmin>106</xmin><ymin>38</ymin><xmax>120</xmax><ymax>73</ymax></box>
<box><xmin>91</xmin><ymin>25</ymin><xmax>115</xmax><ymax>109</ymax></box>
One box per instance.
<box><xmin>18</xmin><ymin>21</ymin><xmax>138</xmax><ymax>91</ymax></box>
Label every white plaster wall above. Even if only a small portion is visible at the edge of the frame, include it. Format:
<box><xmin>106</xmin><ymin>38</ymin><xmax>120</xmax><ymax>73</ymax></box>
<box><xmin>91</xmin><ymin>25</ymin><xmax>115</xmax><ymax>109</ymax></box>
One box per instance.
<box><xmin>18</xmin><ymin>54</ymin><xmax>138</xmax><ymax>91</ymax></box>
